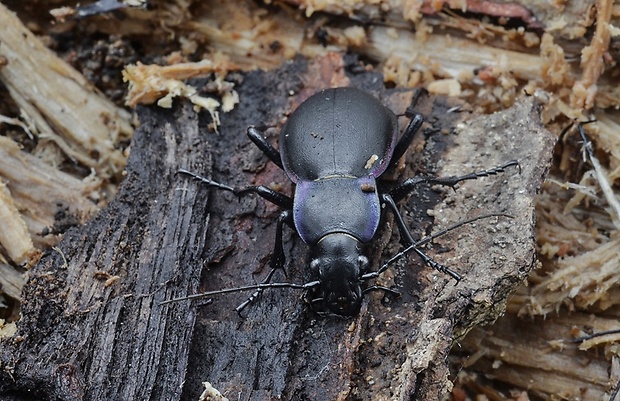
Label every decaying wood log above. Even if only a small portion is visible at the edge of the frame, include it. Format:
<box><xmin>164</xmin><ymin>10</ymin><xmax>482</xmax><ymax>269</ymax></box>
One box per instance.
<box><xmin>0</xmin><ymin>54</ymin><xmax>554</xmax><ymax>400</ymax></box>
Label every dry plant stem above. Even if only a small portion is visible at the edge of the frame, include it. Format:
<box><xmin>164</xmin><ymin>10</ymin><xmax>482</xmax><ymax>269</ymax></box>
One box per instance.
<box><xmin>583</xmin><ymin>142</ymin><xmax>620</xmax><ymax>229</ymax></box>
<box><xmin>562</xmin><ymin>122</ymin><xmax>620</xmax><ymax>228</ymax></box>
<box><xmin>571</xmin><ymin>0</ymin><xmax>613</xmax><ymax>110</ymax></box>
<box><xmin>595</xmin><ymin>114</ymin><xmax>620</xmax><ymax>178</ymax></box>
<box><xmin>0</xmin><ymin>3</ymin><xmax>133</xmax><ymax>177</ymax></box>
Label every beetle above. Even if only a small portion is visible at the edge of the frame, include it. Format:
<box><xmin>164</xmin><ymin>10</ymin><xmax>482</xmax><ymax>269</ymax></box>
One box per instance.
<box><xmin>165</xmin><ymin>87</ymin><xmax>518</xmax><ymax>316</ymax></box>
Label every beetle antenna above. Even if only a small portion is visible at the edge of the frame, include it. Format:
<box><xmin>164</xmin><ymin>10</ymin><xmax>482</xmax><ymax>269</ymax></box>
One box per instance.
<box><xmin>361</xmin><ymin>213</ymin><xmax>513</xmax><ymax>281</ymax></box>
<box><xmin>159</xmin><ymin>280</ymin><xmax>320</xmax><ymax>305</ymax></box>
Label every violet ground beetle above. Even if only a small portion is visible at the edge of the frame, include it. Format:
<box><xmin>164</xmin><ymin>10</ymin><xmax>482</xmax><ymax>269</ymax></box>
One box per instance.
<box><xmin>162</xmin><ymin>87</ymin><xmax>519</xmax><ymax>316</ymax></box>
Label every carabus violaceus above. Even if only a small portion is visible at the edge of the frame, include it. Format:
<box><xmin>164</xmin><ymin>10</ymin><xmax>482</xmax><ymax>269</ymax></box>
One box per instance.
<box><xmin>162</xmin><ymin>87</ymin><xmax>519</xmax><ymax>316</ymax></box>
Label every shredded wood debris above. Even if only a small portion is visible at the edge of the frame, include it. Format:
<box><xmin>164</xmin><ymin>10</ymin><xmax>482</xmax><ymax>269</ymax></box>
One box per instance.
<box><xmin>570</xmin><ymin>0</ymin><xmax>614</xmax><ymax>110</ymax></box>
<box><xmin>0</xmin><ymin>135</ymin><xmax>101</xmax><ymax>249</ymax></box>
<box><xmin>540</xmin><ymin>33</ymin><xmax>572</xmax><ymax>88</ymax></box>
<box><xmin>513</xmin><ymin>175</ymin><xmax>620</xmax><ymax>320</ymax></box>
<box><xmin>455</xmin><ymin>311</ymin><xmax>618</xmax><ymax>400</ymax></box>
<box><xmin>0</xmin><ymin>319</ymin><xmax>17</xmax><ymax>338</ymax></box>
<box><xmin>0</xmin><ymin>181</ymin><xmax>38</xmax><ymax>267</ymax></box>
<box><xmin>0</xmin><ymin>133</ymin><xmax>100</xmax><ymax>301</ymax></box>
<box><xmin>198</xmin><ymin>382</ymin><xmax>229</xmax><ymax>401</ymax></box>
<box><xmin>0</xmin><ymin>3</ymin><xmax>133</xmax><ymax>177</ymax></box>
<box><xmin>0</xmin><ymin>114</ymin><xmax>35</xmax><ymax>140</ymax></box>
<box><xmin>123</xmin><ymin>57</ymin><xmax>239</xmax><ymax>129</ymax></box>
<box><xmin>523</xmin><ymin>234</ymin><xmax>620</xmax><ymax>314</ymax></box>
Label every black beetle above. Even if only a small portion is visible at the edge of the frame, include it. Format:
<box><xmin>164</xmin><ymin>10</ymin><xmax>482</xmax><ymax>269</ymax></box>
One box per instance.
<box><xmin>164</xmin><ymin>87</ymin><xmax>518</xmax><ymax>316</ymax></box>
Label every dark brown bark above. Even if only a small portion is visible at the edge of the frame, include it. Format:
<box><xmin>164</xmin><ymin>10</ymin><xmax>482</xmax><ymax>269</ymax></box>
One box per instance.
<box><xmin>0</xmin><ymin>55</ymin><xmax>555</xmax><ymax>401</ymax></box>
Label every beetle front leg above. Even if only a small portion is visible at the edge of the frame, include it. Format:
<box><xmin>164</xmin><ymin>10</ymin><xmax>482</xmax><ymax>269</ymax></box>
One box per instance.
<box><xmin>235</xmin><ymin>210</ymin><xmax>293</xmax><ymax>315</ymax></box>
<box><xmin>178</xmin><ymin>168</ymin><xmax>293</xmax><ymax>209</ymax></box>
<box><xmin>380</xmin><ymin>193</ymin><xmax>462</xmax><ymax>281</ymax></box>
<box><xmin>389</xmin><ymin>160</ymin><xmax>520</xmax><ymax>202</ymax></box>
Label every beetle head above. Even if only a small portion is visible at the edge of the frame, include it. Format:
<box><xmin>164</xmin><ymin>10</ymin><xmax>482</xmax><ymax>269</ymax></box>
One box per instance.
<box><xmin>310</xmin><ymin>233</ymin><xmax>368</xmax><ymax>316</ymax></box>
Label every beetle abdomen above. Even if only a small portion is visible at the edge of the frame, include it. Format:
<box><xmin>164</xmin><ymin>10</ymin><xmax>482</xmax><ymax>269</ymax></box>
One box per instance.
<box><xmin>280</xmin><ymin>87</ymin><xmax>398</xmax><ymax>182</ymax></box>
<box><xmin>293</xmin><ymin>176</ymin><xmax>381</xmax><ymax>245</ymax></box>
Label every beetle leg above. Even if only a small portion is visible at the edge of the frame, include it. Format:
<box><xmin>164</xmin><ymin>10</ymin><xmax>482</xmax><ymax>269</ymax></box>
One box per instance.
<box><xmin>389</xmin><ymin>88</ymin><xmax>429</xmax><ymax>170</ymax></box>
<box><xmin>380</xmin><ymin>194</ymin><xmax>462</xmax><ymax>281</ymax></box>
<box><xmin>236</xmin><ymin>210</ymin><xmax>293</xmax><ymax>315</ymax></box>
<box><xmin>178</xmin><ymin>168</ymin><xmax>293</xmax><ymax>209</ymax></box>
<box><xmin>234</xmin><ymin>186</ymin><xmax>293</xmax><ymax>210</ymax></box>
<box><xmin>389</xmin><ymin>112</ymin><xmax>424</xmax><ymax>170</ymax></box>
<box><xmin>247</xmin><ymin>126</ymin><xmax>284</xmax><ymax>169</ymax></box>
<box><xmin>389</xmin><ymin>160</ymin><xmax>520</xmax><ymax>202</ymax></box>
<box><xmin>268</xmin><ymin>210</ymin><xmax>293</xmax><ymax>276</ymax></box>
<box><xmin>235</xmin><ymin>267</ymin><xmax>278</xmax><ymax>315</ymax></box>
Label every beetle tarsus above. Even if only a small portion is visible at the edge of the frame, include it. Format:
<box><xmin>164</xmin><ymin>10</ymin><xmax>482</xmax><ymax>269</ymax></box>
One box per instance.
<box><xmin>179</xmin><ymin>168</ymin><xmax>294</xmax><ymax>210</ymax></box>
<box><xmin>235</xmin><ymin>267</ymin><xmax>280</xmax><ymax>315</ymax></box>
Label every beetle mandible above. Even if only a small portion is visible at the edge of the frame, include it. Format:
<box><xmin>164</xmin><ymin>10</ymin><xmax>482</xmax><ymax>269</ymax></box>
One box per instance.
<box><xmin>169</xmin><ymin>87</ymin><xmax>518</xmax><ymax>316</ymax></box>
